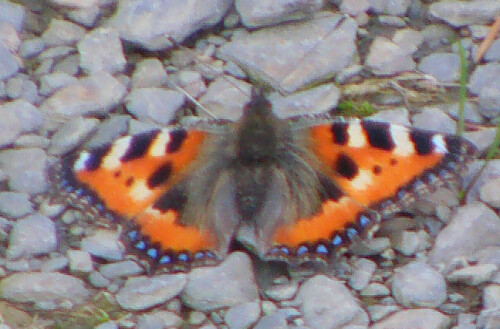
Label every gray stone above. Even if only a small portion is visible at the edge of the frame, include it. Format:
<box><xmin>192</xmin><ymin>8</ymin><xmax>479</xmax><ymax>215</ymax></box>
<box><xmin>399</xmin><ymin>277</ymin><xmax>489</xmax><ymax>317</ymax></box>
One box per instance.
<box><xmin>235</xmin><ymin>0</ymin><xmax>324</xmax><ymax>28</ymax></box>
<box><xmin>99</xmin><ymin>260</ymin><xmax>144</xmax><ymax>279</ymax></box>
<box><xmin>484</xmin><ymin>39</ymin><xmax>500</xmax><ymax>62</ymax></box>
<box><xmin>125</xmin><ymin>88</ymin><xmax>184</xmax><ymax>124</ymax></box>
<box><xmin>368</xmin><ymin>108</ymin><xmax>410</xmax><ymax>126</ymax></box>
<box><xmin>19</xmin><ymin>38</ymin><xmax>45</xmax><ymax>59</ymax></box>
<box><xmin>0</xmin><ymin>192</ymin><xmax>33</xmax><ymax>218</ymax></box>
<box><xmin>53</xmin><ymin>54</ymin><xmax>79</xmax><ymax>75</ymax></box>
<box><xmin>340</xmin><ymin>0</ymin><xmax>370</xmax><ymax>16</ymax></box>
<box><xmin>40</xmin><ymin>256</ymin><xmax>69</xmax><ymax>272</ymax></box>
<box><xmin>265</xmin><ymin>282</ymin><xmax>298</xmax><ymax>301</ymax></box>
<box><xmin>199</xmin><ymin>75</ymin><xmax>252</xmax><ymax>120</ymax></box>
<box><xmin>478</xmin><ymin>85</ymin><xmax>500</xmax><ymax>119</ymax></box>
<box><xmin>42</xmin><ymin>18</ymin><xmax>86</xmax><ymax>46</ymax></box>
<box><xmin>480</xmin><ymin>178</ymin><xmax>500</xmax><ymax>208</ymax></box>
<box><xmin>0</xmin><ymin>272</ymin><xmax>90</xmax><ymax>308</ymax></box>
<box><xmin>469</xmin><ymin>63</ymin><xmax>500</xmax><ymax>95</ymax></box>
<box><xmin>136</xmin><ymin>311</ymin><xmax>183</xmax><ymax>329</ymax></box>
<box><xmin>78</xmin><ymin>28</ymin><xmax>126</xmax><ymax>74</ymax></box>
<box><xmin>367</xmin><ymin>0</ymin><xmax>411</xmax><ymax>15</ymax></box>
<box><xmin>175</xmin><ymin>70</ymin><xmax>207</xmax><ymax>99</ymax></box>
<box><xmin>253</xmin><ymin>313</ymin><xmax>287</xmax><ymax>329</ymax></box>
<box><xmin>392</xmin><ymin>28</ymin><xmax>423</xmax><ymax>55</ymax></box>
<box><xmin>0</xmin><ymin>1</ymin><xmax>25</xmax><ymax>32</ymax></box>
<box><xmin>367</xmin><ymin>305</ymin><xmax>400</xmax><ymax>322</ymax></box>
<box><xmin>67</xmin><ymin>5</ymin><xmax>100</xmax><ymax>27</ymax></box>
<box><xmin>429</xmin><ymin>202</ymin><xmax>500</xmax><ymax>265</ymax></box>
<box><xmin>107</xmin><ymin>0</ymin><xmax>232</xmax><ymax>50</ymax></box>
<box><xmin>7</xmin><ymin>214</ymin><xmax>57</xmax><ymax>259</ymax></box>
<box><xmin>447</xmin><ymin>264</ymin><xmax>498</xmax><ymax>286</ymax></box>
<box><xmin>484</xmin><ymin>285</ymin><xmax>500</xmax><ymax>309</ymax></box>
<box><xmin>360</xmin><ymin>283</ymin><xmax>390</xmax><ymax>297</ymax></box>
<box><xmin>182</xmin><ymin>252</ymin><xmax>259</xmax><ymax>311</ymax></box>
<box><xmin>49</xmin><ymin>0</ymin><xmax>98</xmax><ymax>8</ymax></box>
<box><xmin>418</xmin><ymin>53</ymin><xmax>461</xmax><ymax>83</ymax></box>
<box><xmin>0</xmin><ymin>20</ymin><xmax>21</xmax><ymax>51</ymax></box>
<box><xmin>14</xmin><ymin>135</ymin><xmax>49</xmax><ymax>149</ymax></box>
<box><xmin>412</xmin><ymin>107</ymin><xmax>456</xmax><ymax>134</ymax></box>
<box><xmin>268</xmin><ymin>83</ymin><xmax>340</xmax><ymax>118</ymax></box>
<box><xmin>224</xmin><ymin>300</ymin><xmax>261</xmax><ymax>329</ymax></box>
<box><xmin>80</xmin><ymin>229</ymin><xmax>125</xmax><ymax>261</ymax></box>
<box><xmin>88</xmin><ymin>270</ymin><xmax>111</xmax><ymax>288</ymax></box>
<box><xmin>429</xmin><ymin>0</ymin><xmax>500</xmax><ymax>27</ymax></box>
<box><xmin>371</xmin><ymin>309</ymin><xmax>450</xmax><ymax>329</ymax></box>
<box><xmin>392</xmin><ymin>261</ymin><xmax>447</xmax><ymax>307</ymax></box>
<box><xmin>188</xmin><ymin>311</ymin><xmax>206</xmax><ymax>325</ymax></box>
<box><xmin>85</xmin><ymin>115</ymin><xmax>130</xmax><ymax>149</ymax></box>
<box><xmin>0</xmin><ymin>41</ymin><xmax>20</xmax><ymax>80</ymax></box>
<box><xmin>366</xmin><ymin>37</ymin><xmax>415</xmax><ymax>76</ymax></box>
<box><xmin>378</xmin><ymin>15</ymin><xmax>406</xmax><ymax>27</ymax></box>
<box><xmin>116</xmin><ymin>274</ymin><xmax>186</xmax><ymax>310</ymax></box>
<box><xmin>442</xmin><ymin>102</ymin><xmax>483</xmax><ymax>124</ymax></box>
<box><xmin>6</xmin><ymin>77</ymin><xmax>40</xmax><ymax>104</ymax></box>
<box><xmin>348</xmin><ymin>258</ymin><xmax>376</xmax><ymax>291</ymax></box>
<box><xmin>218</xmin><ymin>14</ymin><xmax>357</xmax><ymax>93</ymax></box>
<box><xmin>67</xmin><ymin>249</ymin><xmax>93</xmax><ymax>273</ymax></box>
<box><xmin>48</xmin><ymin>117</ymin><xmax>99</xmax><ymax>155</ymax></box>
<box><xmin>0</xmin><ymin>148</ymin><xmax>48</xmax><ymax>193</ymax></box>
<box><xmin>39</xmin><ymin>72</ymin><xmax>78</xmax><ymax>96</ymax></box>
<box><xmin>94</xmin><ymin>321</ymin><xmax>118</xmax><ymax>329</ymax></box>
<box><xmin>40</xmin><ymin>72</ymin><xmax>126</xmax><ymax>116</ymax></box>
<box><xmin>392</xmin><ymin>230</ymin><xmax>431</xmax><ymax>256</ymax></box>
<box><xmin>131</xmin><ymin>58</ymin><xmax>168</xmax><ymax>88</ymax></box>
<box><xmin>295</xmin><ymin>275</ymin><xmax>368</xmax><ymax>329</ymax></box>
<box><xmin>38</xmin><ymin>45</ymin><xmax>74</xmax><ymax>60</ymax></box>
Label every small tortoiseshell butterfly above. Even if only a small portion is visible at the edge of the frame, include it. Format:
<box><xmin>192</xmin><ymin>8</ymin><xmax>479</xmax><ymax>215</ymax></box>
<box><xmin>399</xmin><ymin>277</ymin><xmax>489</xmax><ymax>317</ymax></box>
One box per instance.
<box><xmin>57</xmin><ymin>89</ymin><xmax>476</xmax><ymax>272</ymax></box>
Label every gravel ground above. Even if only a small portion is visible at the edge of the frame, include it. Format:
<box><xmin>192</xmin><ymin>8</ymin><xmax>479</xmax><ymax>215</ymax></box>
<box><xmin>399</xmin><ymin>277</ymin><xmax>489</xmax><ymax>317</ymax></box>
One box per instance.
<box><xmin>0</xmin><ymin>0</ymin><xmax>500</xmax><ymax>329</ymax></box>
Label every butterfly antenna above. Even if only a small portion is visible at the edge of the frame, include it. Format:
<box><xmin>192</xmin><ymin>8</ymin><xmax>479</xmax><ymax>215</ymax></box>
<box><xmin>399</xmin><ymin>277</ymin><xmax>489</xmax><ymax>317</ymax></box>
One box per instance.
<box><xmin>171</xmin><ymin>83</ymin><xmax>218</xmax><ymax>119</ymax></box>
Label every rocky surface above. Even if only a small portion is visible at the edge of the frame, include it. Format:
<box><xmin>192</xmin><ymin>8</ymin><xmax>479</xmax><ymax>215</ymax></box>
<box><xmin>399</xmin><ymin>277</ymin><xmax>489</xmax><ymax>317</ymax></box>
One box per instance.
<box><xmin>0</xmin><ymin>0</ymin><xmax>499</xmax><ymax>328</ymax></box>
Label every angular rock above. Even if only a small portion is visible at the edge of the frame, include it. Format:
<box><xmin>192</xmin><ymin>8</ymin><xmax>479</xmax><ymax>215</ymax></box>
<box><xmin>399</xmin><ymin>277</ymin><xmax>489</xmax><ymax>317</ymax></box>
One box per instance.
<box><xmin>85</xmin><ymin>115</ymin><xmax>130</xmax><ymax>148</ymax></box>
<box><xmin>0</xmin><ymin>272</ymin><xmax>90</xmax><ymax>308</ymax></box>
<box><xmin>40</xmin><ymin>72</ymin><xmax>126</xmax><ymax>116</ymax></box>
<box><xmin>368</xmin><ymin>0</ymin><xmax>411</xmax><ymax>15</ymax></box>
<box><xmin>136</xmin><ymin>311</ymin><xmax>183</xmax><ymax>329</ymax></box>
<box><xmin>131</xmin><ymin>58</ymin><xmax>168</xmax><ymax>88</ymax></box>
<box><xmin>99</xmin><ymin>260</ymin><xmax>144</xmax><ymax>280</ymax></box>
<box><xmin>39</xmin><ymin>72</ymin><xmax>78</xmax><ymax>96</ymax></box>
<box><xmin>67</xmin><ymin>249</ymin><xmax>93</xmax><ymax>273</ymax></box>
<box><xmin>78</xmin><ymin>28</ymin><xmax>126</xmax><ymax>74</ymax></box>
<box><xmin>106</xmin><ymin>0</ymin><xmax>232</xmax><ymax>50</ymax></box>
<box><xmin>418</xmin><ymin>53</ymin><xmax>460</xmax><ymax>82</ymax></box>
<box><xmin>0</xmin><ymin>41</ymin><xmax>20</xmax><ymax>81</ymax></box>
<box><xmin>235</xmin><ymin>0</ymin><xmax>324</xmax><ymax>28</ymax></box>
<box><xmin>42</xmin><ymin>18</ymin><xmax>86</xmax><ymax>46</ymax></box>
<box><xmin>218</xmin><ymin>13</ymin><xmax>357</xmax><ymax>93</ymax></box>
<box><xmin>366</xmin><ymin>36</ymin><xmax>415</xmax><ymax>76</ymax></box>
<box><xmin>182</xmin><ymin>252</ymin><xmax>259</xmax><ymax>311</ymax></box>
<box><xmin>125</xmin><ymin>88</ymin><xmax>184</xmax><ymax>125</ymax></box>
<box><xmin>348</xmin><ymin>258</ymin><xmax>376</xmax><ymax>291</ymax></box>
<box><xmin>7</xmin><ymin>214</ymin><xmax>57</xmax><ymax>259</ymax></box>
<box><xmin>224</xmin><ymin>300</ymin><xmax>261</xmax><ymax>329</ymax></box>
<box><xmin>429</xmin><ymin>202</ymin><xmax>500</xmax><ymax>265</ymax></box>
<box><xmin>412</xmin><ymin>107</ymin><xmax>456</xmax><ymax>134</ymax></box>
<box><xmin>0</xmin><ymin>148</ymin><xmax>48</xmax><ymax>193</ymax></box>
<box><xmin>80</xmin><ymin>229</ymin><xmax>125</xmax><ymax>261</ymax></box>
<box><xmin>429</xmin><ymin>0</ymin><xmax>500</xmax><ymax>27</ymax></box>
<box><xmin>116</xmin><ymin>274</ymin><xmax>186</xmax><ymax>310</ymax></box>
<box><xmin>295</xmin><ymin>275</ymin><xmax>368</xmax><ymax>329</ymax></box>
<box><xmin>0</xmin><ymin>192</ymin><xmax>33</xmax><ymax>218</ymax></box>
<box><xmin>48</xmin><ymin>117</ymin><xmax>99</xmax><ymax>155</ymax></box>
<box><xmin>480</xmin><ymin>178</ymin><xmax>500</xmax><ymax>209</ymax></box>
<box><xmin>371</xmin><ymin>309</ymin><xmax>450</xmax><ymax>329</ymax></box>
<box><xmin>447</xmin><ymin>264</ymin><xmax>498</xmax><ymax>286</ymax></box>
<box><xmin>392</xmin><ymin>261</ymin><xmax>447</xmax><ymax>307</ymax></box>
<box><xmin>0</xmin><ymin>1</ymin><xmax>25</xmax><ymax>32</ymax></box>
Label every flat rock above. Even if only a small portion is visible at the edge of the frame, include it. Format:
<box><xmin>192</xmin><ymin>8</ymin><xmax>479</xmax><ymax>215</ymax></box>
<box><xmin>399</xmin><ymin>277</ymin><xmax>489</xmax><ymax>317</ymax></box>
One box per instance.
<box><xmin>182</xmin><ymin>252</ymin><xmax>259</xmax><ymax>311</ymax></box>
<box><xmin>85</xmin><ymin>115</ymin><xmax>130</xmax><ymax>148</ymax></box>
<box><xmin>235</xmin><ymin>0</ymin><xmax>323</xmax><ymax>28</ymax></box>
<box><xmin>39</xmin><ymin>73</ymin><xmax>78</xmax><ymax>96</ymax></box>
<box><xmin>484</xmin><ymin>285</ymin><xmax>500</xmax><ymax>309</ymax></box>
<box><xmin>125</xmin><ymin>88</ymin><xmax>184</xmax><ymax>124</ymax></box>
<box><xmin>469</xmin><ymin>63</ymin><xmax>500</xmax><ymax>95</ymax></box>
<box><xmin>49</xmin><ymin>0</ymin><xmax>98</xmax><ymax>8</ymax></box>
<box><xmin>80</xmin><ymin>229</ymin><xmax>125</xmax><ymax>261</ymax></box>
<box><xmin>218</xmin><ymin>13</ymin><xmax>357</xmax><ymax>93</ymax></box>
<box><xmin>253</xmin><ymin>313</ymin><xmax>287</xmax><ymax>329</ymax></box>
<box><xmin>429</xmin><ymin>0</ymin><xmax>500</xmax><ymax>27</ymax></box>
<box><xmin>198</xmin><ymin>75</ymin><xmax>252</xmax><ymax>120</ymax></box>
<box><xmin>0</xmin><ymin>148</ymin><xmax>48</xmax><ymax>193</ymax></box>
<box><xmin>368</xmin><ymin>0</ymin><xmax>411</xmax><ymax>15</ymax></box>
<box><xmin>7</xmin><ymin>214</ymin><xmax>57</xmax><ymax>259</ymax></box>
<box><xmin>136</xmin><ymin>310</ymin><xmax>183</xmax><ymax>329</ymax></box>
<box><xmin>484</xmin><ymin>39</ymin><xmax>500</xmax><ymax>62</ymax></box>
<box><xmin>131</xmin><ymin>58</ymin><xmax>168</xmax><ymax>88</ymax></box>
<box><xmin>48</xmin><ymin>117</ymin><xmax>99</xmax><ymax>155</ymax></box>
<box><xmin>0</xmin><ymin>99</ymin><xmax>43</xmax><ymax>148</ymax></box>
<box><xmin>0</xmin><ymin>1</ymin><xmax>25</xmax><ymax>32</ymax></box>
<box><xmin>479</xmin><ymin>177</ymin><xmax>500</xmax><ymax>208</ymax></box>
<box><xmin>371</xmin><ymin>309</ymin><xmax>450</xmax><ymax>329</ymax></box>
<box><xmin>412</xmin><ymin>107</ymin><xmax>456</xmax><ymax>134</ymax></box>
<box><xmin>106</xmin><ymin>0</ymin><xmax>232</xmax><ymax>50</ymax></box>
<box><xmin>0</xmin><ymin>272</ymin><xmax>90</xmax><ymax>309</ymax></box>
<box><xmin>42</xmin><ymin>18</ymin><xmax>86</xmax><ymax>47</ymax></box>
<box><xmin>348</xmin><ymin>258</ymin><xmax>377</xmax><ymax>291</ymax></box>
<box><xmin>67</xmin><ymin>249</ymin><xmax>93</xmax><ymax>273</ymax></box>
<box><xmin>418</xmin><ymin>53</ymin><xmax>460</xmax><ymax>82</ymax></box>
<box><xmin>40</xmin><ymin>72</ymin><xmax>126</xmax><ymax>116</ymax></box>
<box><xmin>366</xmin><ymin>36</ymin><xmax>415</xmax><ymax>76</ymax></box>
<box><xmin>368</xmin><ymin>108</ymin><xmax>410</xmax><ymax>126</ymax></box>
<box><xmin>295</xmin><ymin>275</ymin><xmax>368</xmax><ymax>329</ymax></box>
<box><xmin>268</xmin><ymin>83</ymin><xmax>340</xmax><ymax>118</ymax></box>
<box><xmin>224</xmin><ymin>300</ymin><xmax>261</xmax><ymax>329</ymax></box>
<box><xmin>78</xmin><ymin>28</ymin><xmax>126</xmax><ymax>74</ymax></box>
<box><xmin>0</xmin><ymin>192</ymin><xmax>33</xmax><ymax>219</ymax></box>
<box><xmin>429</xmin><ymin>202</ymin><xmax>500</xmax><ymax>265</ymax></box>
<box><xmin>99</xmin><ymin>260</ymin><xmax>144</xmax><ymax>280</ymax></box>
<box><xmin>447</xmin><ymin>264</ymin><xmax>498</xmax><ymax>286</ymax></box>
<box><xmin>392</xmin><ymin>261</ymin><xmax>447</xmax><ymax>307</ymax></box>
<box><xmin>116</xmin><ymin>274</ymin><xmax>186</xmax><ymax>310</ymax></box>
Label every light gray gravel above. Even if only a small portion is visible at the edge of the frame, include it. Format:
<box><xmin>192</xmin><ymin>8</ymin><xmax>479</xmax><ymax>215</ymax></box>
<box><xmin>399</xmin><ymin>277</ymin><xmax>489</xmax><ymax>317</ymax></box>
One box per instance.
<box><xmin>224</xmin><ymin>300</ymin><xmax>261</xmax><ymax>329</ymax></box>
<box><xmin>365</xmin><ymin>36</ymin><xmax>416</xmax><ymax>75</ymax></box>
<box><xmin>131</xmin><ymin>58</ymin><xmax>169</xmax><ymax>89</ymax></box>
<box><xmin>42</xmin><ymin>18</ymin><xmax>85</xmax><ymax>47</ymax></box>
<box><xmin>125</xmin><ymin>88</ymin><xmax>185</xmax><ymax>125</ymax></box>
<box><xmin>78</xmin><ymin>27</ymin><xmax>126</xmax><ymax>74</ymax></box>
<box><xmin>0</xmin><ymin>192</ymin><xmax>33</xmax><ymax>219</ymax></box>
<box><xmin>371</xmin><ymin>309</ymin><xmax>450</xmax><ymax>329</ymax></box>
<box><xmin>418</xmin><ymin>53</ymin><xmax>461</xmax><ymax>83</ymax></box>
<box><xmin>7</xmin><ymin>214</ymin><xmax>57</xmax><ymax>259</ymax></box>
<box><xmin>48</xmin><ymin>117</ymin><xmax>99</xmax><ymax>155</ymax></box>
<box><xmin>80</xmin><ymin>229</ymin><xmax>125</xmax><ymax>261</ymax></box>
<box><xmin>0</xmin><ymin>148</ymin><xmax>48</xmax><ymax>193</ymax></box>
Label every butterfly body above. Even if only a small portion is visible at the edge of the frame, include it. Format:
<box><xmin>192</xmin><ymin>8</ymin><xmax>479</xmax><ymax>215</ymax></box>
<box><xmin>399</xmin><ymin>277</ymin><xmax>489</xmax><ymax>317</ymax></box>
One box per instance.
<box><xmin>58</xmin><ymin>90</ymin><xmax>476</xmax><ymax>272</ymax></box>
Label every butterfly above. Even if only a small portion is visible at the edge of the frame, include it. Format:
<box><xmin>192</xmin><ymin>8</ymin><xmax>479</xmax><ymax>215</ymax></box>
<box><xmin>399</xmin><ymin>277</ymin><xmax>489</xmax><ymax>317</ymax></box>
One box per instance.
<box><xmin>57</xmin><ymin>88</ymin><xmax>476</xmax><ymax>272</ymax></box>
